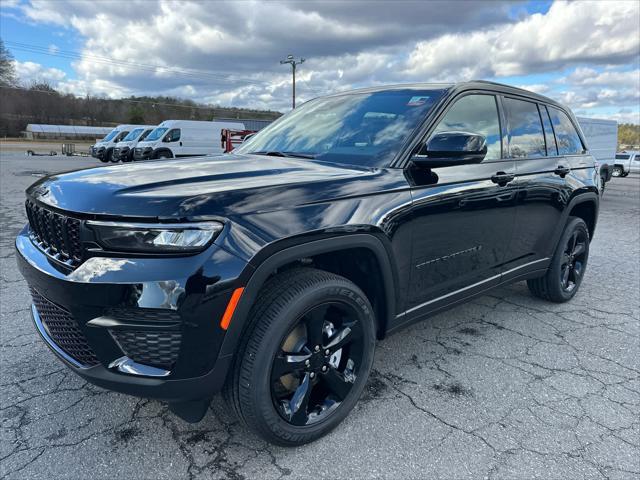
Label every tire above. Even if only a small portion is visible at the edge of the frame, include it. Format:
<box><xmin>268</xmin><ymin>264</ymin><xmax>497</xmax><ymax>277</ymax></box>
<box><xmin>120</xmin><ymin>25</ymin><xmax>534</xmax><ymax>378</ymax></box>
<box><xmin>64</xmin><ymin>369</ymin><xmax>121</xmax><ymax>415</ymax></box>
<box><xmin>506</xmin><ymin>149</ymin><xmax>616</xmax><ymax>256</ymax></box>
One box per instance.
<box><xmin>224</xmin><ymin>267</ymin><xmax>376</xmax><ymax>446</ymax></box>
<box><xmin>104</xmin><ymin>149</ymin><xmax>113</xmax><ymax>163</ymax></box>
<box><xmin>600</xmin><ymin>175</ymin><xmax>606</xmax><ymax>195</ymax></box>
<box><xmin>156</xmin><ymin>151</ymin><xmax>172</xmax><ymax>159</ymax></box>
<box><xmin>622</xmin><ymin>172</ymin><xmax>629</xmax><ymax>178</ymax></box>
<box><xmin>527</xmin><ymin>216</ymin><xmax>589</xmax><ymax>303</ymax></box>
<box><xmin>98</xmin><ymin>152</ymin><xmax>109</xmax><ymax>163</ymax></box>
<box><xmin>612</xmin><ymin>166</ymin><xmax>623</xmax><ymax>177</ymax></box>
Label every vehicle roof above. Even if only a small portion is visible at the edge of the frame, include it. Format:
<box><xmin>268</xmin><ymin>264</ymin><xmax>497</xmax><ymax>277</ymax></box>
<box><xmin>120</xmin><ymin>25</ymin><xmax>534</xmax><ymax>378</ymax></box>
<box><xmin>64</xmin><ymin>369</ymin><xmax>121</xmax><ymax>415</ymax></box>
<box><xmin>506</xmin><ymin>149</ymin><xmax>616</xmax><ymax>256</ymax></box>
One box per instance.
<box><xmin>328</xmin><ymin>80</ymin><xmax>566</xmax><ymax>109</ymax></box>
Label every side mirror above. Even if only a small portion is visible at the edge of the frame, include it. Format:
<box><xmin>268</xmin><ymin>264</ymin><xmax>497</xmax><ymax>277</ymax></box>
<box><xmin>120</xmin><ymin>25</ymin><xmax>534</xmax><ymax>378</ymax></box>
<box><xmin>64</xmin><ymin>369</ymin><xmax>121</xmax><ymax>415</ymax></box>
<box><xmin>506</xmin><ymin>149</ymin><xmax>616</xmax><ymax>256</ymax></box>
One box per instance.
<box><xmin>412</xmin><ymin>131</ymin><xmax>487</xmax><ymax>168</ymax></box>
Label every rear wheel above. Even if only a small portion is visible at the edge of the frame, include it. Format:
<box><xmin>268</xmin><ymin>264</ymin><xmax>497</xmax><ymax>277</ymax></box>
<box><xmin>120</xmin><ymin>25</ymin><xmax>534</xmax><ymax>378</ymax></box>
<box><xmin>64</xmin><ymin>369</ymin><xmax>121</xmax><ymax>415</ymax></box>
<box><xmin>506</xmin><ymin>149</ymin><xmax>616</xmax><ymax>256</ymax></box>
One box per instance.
<box><xmin>224</xmin><ymin>268</ymin><xmax>376</xmax><ymax>446</ymax></box>
<box><xmin>612</xmin><ymin>166</ymin><xmax>623</xmax><ymax>177</ymax></box>
<box><xmin>527</xmin><ymin>217</ymin><xmax>589</xmax><ymax>303</ymax></box>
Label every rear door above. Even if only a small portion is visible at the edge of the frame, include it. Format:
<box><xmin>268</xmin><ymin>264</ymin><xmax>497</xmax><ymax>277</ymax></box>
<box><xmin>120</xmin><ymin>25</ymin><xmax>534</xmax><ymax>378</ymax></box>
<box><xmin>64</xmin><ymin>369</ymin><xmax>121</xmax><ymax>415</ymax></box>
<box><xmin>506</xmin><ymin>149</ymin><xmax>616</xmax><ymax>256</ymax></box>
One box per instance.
<box><xmin>405</xmin><ymin>93</ymin><xmax>518</xmax><ymax>314</ymax></box>
<box><xmin>504</xmin><ymin>99</ymin><xmax>587</xmax><ymax>278</ymax></box>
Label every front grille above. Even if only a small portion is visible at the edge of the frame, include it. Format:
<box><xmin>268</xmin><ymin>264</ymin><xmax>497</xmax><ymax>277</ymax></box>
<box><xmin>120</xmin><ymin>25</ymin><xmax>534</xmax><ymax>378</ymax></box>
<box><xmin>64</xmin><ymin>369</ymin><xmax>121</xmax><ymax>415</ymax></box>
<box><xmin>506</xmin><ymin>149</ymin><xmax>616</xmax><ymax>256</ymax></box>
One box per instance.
<box><xmin>30</xmin><ymin>289</ymin><xmax>99</xmax><ymax>367</ymax></box>
<box><xmin>110</xmin><ymin>330</ymin><xmax>181</xmax><ymax>369</ymax></box>
<box><xmin>25</xmin><ymin>200</ymin><xmax>83</xmax><ymax>268</ymax></box>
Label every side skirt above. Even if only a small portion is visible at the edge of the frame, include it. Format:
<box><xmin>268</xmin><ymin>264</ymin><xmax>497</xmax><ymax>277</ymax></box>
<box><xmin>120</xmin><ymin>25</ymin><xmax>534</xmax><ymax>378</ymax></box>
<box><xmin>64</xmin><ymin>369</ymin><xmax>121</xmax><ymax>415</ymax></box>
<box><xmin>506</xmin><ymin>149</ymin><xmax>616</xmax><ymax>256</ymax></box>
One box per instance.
<box><xmin>387</xmin><ymin>260</ymin><xmax>549</xmax><ymax>336</ymax></box>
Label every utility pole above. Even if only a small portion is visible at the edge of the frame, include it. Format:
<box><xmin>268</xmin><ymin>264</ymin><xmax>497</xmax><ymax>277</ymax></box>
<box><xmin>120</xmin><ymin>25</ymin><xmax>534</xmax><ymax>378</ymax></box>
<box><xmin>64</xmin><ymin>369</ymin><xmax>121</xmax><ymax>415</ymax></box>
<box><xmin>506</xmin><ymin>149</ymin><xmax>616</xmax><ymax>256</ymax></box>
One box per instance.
<box><xmin>280</xmin><ymin>54</ymin><xmax>305</xmax><ymax>109</ymax></box>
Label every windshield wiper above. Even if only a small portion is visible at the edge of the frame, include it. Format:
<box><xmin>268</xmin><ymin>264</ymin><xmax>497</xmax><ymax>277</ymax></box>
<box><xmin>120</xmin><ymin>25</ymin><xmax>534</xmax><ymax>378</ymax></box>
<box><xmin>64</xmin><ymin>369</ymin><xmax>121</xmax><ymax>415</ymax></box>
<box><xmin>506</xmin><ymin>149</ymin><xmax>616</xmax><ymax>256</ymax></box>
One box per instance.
<box><xmin>250</xmin><ymin>151</ymin><xmax>316</xmax><ymax>159</ymax></box>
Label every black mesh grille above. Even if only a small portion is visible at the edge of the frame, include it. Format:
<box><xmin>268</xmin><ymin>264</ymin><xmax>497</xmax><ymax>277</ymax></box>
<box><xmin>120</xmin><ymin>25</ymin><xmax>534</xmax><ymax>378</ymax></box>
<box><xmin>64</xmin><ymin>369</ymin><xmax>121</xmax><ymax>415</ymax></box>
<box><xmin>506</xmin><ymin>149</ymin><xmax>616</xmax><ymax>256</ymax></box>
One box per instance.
<box><xmin>30</xmin><ymin>289</ymin><xmax>99</xmax><ymax>367</ymax></box>
<box><xmin>110</xmin><ymin>330</ymin><xmax>181</xmax><ymax>369</ymax></box>
<box><xmin>25</xmin><ymin>200</ymin><xmax>82</xmax><ymax>267</ymax></box>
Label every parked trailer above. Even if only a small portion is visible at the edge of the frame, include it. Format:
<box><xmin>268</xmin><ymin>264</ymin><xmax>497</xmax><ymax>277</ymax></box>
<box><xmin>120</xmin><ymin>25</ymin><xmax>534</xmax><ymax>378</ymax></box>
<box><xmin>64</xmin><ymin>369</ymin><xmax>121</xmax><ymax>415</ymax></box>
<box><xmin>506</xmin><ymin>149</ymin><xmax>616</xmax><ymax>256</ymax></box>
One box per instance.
<box><xmin>577</xmin><ymin>117</ymin><xmax>618</xmax><ymax>193</ymax></box>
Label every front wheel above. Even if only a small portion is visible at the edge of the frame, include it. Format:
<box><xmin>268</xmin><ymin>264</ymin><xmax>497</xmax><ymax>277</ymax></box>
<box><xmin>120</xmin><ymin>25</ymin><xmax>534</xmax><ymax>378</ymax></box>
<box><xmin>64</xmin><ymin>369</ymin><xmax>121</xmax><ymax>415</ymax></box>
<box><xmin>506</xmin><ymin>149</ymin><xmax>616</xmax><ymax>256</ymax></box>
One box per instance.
<box><xmin>224</xmin><ymin>268</ymin><xmax>376</xmax><ymax>446</ymax></box>
<box><xmin>527</xmin><ymin>216</ymin><xmax>589</xmax><ymax>303</ymax></box>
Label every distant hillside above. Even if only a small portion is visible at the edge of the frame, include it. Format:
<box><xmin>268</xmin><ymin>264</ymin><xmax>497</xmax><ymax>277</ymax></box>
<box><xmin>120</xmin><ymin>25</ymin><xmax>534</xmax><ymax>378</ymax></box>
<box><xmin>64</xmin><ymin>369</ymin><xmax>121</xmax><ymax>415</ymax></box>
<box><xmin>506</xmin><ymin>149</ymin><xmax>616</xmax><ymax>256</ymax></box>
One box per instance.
<box><xmin>618</xmin><ymin>123</ymin><xmax>640</xmax><ymax>149</ymax></box>
<box><xmin>0</xmin><ymin>84</ymin><xmax>282</xmax><ymax>137</ymax></box>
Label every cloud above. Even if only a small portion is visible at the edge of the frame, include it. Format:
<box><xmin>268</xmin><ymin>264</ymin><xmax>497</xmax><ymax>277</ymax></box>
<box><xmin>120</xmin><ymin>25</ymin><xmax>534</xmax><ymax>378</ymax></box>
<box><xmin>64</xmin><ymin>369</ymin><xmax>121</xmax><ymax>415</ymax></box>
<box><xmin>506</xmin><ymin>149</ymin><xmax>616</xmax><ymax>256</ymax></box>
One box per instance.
<box><xmin>403</xmin><ymin>1</ymin><xmax>640</xmax><ymax>81</ymax></box>
<box><xmin>4</xmin><ymin>0</ymin><xmax>640</xmax><ymax>122</ymax></box>
<box><xmin>13</xmin><ymin>60</ymin><xmax>66</xmax><ymax>84</ymax></box>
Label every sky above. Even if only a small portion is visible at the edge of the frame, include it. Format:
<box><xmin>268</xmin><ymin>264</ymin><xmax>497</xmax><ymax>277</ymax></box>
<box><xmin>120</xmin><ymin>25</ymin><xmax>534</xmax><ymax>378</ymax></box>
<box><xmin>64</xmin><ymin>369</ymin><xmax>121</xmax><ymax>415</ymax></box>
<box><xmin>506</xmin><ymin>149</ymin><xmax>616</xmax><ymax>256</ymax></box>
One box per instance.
<box><xmin>1</xmin><ymin>0</ymin><xmax>639</xmax><ymax>123</ymax></box>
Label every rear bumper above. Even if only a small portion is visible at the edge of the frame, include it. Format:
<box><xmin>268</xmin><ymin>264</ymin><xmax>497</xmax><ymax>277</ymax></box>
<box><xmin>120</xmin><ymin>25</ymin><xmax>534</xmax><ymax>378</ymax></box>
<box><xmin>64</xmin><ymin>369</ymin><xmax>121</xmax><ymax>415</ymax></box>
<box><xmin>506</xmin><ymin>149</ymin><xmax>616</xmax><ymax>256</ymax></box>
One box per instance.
<box><xmin>16</xmin><ymin>226</ymin><xmax>249</xmax><ymax>402</ymax></box>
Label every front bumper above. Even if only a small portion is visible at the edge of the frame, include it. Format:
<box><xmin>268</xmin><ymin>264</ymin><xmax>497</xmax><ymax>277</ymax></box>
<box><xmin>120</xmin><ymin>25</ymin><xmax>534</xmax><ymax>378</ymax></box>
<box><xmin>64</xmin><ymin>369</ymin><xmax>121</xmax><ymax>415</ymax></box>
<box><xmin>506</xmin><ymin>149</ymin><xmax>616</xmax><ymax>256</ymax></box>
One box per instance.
<box><xmin>91</xmin><ymin>146</ymin><xmax>105</xmax><ymax>160</ymax></box>
<box><xmin>133</xmin><ymin>147</ymin><xmax>153</xmax><ymax>160</ymax></box>
<box><xmin>113</xmin><ymin>147</ymin><xmax>133</xmax><ymax>161</ymax></box>
<box><xmin>16</xmin><ymin>226</ymin><xmax>248</xmax><ymax>402</ymax></box>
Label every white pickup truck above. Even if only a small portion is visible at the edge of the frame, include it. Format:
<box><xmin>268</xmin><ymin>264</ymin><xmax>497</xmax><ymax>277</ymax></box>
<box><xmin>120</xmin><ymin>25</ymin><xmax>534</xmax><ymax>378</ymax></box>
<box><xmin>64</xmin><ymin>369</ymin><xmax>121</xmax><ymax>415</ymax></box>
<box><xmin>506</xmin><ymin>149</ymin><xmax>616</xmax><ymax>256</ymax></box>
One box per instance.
<box><xmin>613</xmin><ymin>151</ymin><xmax>640</xmax><ymax>177</ymax></box>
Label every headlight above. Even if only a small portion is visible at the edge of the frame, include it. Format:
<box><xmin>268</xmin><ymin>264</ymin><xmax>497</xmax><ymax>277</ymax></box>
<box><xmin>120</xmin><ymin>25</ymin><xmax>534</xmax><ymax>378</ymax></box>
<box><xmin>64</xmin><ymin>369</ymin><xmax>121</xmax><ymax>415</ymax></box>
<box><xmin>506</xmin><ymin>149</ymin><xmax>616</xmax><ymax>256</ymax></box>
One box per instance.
<box><xmin>87</xmin><ymin>221</ymin><xmax>223</xmax><ymax>253</ymax></box>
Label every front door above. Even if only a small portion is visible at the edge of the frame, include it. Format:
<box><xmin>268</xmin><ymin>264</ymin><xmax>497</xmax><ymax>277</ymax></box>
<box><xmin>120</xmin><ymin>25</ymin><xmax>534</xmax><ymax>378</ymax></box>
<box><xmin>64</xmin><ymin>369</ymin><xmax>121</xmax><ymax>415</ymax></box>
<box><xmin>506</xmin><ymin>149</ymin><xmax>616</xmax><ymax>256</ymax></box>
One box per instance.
<box><xmin>405</xmin><ymin>93</ymin><xmax>518</xmax><ymax>314</ymax></box>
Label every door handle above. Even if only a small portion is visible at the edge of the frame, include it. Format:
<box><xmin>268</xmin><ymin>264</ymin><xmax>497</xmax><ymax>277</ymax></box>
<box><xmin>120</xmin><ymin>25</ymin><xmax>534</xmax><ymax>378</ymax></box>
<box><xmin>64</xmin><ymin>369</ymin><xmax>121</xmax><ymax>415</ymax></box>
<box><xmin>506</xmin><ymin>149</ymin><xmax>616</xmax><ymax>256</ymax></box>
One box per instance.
<box><xmin>554</xmin><ymin>165</ymin><xmax>571</xmax><ymax>177</ymax></box>
<box><xmin>179</xmin><ymin>141</ymin><xmax>183</xmax><ymax>147</ymax></box>
<box><xmin>491</xmin><ymin>172</ymin><xmax>515</xmax><ymax>186</ymax></box>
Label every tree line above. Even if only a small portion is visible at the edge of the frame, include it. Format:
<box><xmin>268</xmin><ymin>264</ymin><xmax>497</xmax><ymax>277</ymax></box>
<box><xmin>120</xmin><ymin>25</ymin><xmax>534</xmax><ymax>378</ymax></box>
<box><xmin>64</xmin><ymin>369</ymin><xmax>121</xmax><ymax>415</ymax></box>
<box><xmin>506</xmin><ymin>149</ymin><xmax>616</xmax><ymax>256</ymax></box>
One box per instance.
<box><xmin>0</xmin><ymin>39</ymin><xmax>280</xmax><ymax>137</ymax></box>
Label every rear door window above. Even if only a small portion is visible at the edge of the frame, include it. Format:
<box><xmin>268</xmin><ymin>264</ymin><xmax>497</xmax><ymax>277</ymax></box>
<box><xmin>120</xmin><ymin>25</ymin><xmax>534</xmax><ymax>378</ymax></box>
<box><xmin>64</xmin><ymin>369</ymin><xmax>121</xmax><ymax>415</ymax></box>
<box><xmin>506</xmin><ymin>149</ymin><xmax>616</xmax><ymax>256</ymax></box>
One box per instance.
<box><xmin>548</xmin><ymin>107</ymin><xmax>584</xmax><ymax>155</ymax></box>
<box><xmin>431</xmin><ymin>94</ymin><xmax>502</xmax><ymax>160</ymax></box>
<box><xmin>503</xmin><ymin>97</ymin><xmax>546</xmax><ymax>158</ymax></box>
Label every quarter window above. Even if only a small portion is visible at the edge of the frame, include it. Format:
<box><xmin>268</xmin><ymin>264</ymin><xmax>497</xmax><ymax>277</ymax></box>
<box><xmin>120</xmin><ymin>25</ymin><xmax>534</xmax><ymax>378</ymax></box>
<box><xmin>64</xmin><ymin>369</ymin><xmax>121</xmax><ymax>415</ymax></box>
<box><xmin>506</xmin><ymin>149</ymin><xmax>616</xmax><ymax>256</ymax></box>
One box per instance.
<box><xmin>431</xmin><ymin>94</ymin><xmax>502</xmax><ymax>160</ymax></box>
<box><xmin>503</xmin><ymin>97</ymin><xmax>546</xmax><ymax>158</ymax></box>
<box><xmin>548</xmin><ymin>107</ymin><xmax>584</xmax><ymax>155</ymax></box>
<box><xmin>540</xmin><ymin>105</ymin><xmax>558</xmax><ymax>156</ymax></box>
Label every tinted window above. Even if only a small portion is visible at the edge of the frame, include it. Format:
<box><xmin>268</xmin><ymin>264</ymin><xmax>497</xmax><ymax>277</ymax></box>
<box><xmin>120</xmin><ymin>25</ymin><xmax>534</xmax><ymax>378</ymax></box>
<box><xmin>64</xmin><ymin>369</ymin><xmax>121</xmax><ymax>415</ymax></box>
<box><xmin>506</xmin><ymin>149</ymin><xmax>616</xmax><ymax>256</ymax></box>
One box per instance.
<box><xmin>616</xmin><ymin>154</ymin><xmax>630</xmax><ymax>159</ymax></box>
<box><xmin>139</xmin><ymin>129</ymin><xmax>152</xmax><ymax>141</ymax></box>
<box><xmin>237</xmin><ymin>89</ymin><xmax>445</xmax><ymax>167</ymax></box>
<box><xmin>540</xmin><ymin>105</ymin><xmax>557</xmax><ymax>156</ymax></box>
<box><xmin>504</xmin><ymin>97</ymin><xmax>546</xmax><ymax>158</ymax></box>
<box><xmin>548</xmin><ymin>107</ymin><xmax>584</xmax><ymax>155</ymax></box>
<box><xmin>431</xmin><ymin>94</ymin><xmax>501</xmax><ymax>160</ymax></box>
<box><xmin>164</xmin><ymin>128</ymin><xmax>181</xmax><ymax>142</ymax></box>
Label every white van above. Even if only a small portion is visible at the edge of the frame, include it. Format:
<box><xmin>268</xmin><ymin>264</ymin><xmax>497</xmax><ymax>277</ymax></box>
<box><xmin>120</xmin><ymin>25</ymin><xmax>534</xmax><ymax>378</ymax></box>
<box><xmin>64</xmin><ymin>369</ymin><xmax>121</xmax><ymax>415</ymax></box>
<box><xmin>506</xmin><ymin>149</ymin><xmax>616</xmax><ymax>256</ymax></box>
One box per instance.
<box><xmin>112</xmin><ymin>126</ymin><xmax>156</xmax><ymax>162</ymax></box>
<box><xmin>91</xmin><ymin>124</ymin><xmax>149</xmax><ymax>162</ymax></box>
<box><xmin>133</xmin><ymin>120</ymin><xmax>245</xmax><ymax>160</ymax></box>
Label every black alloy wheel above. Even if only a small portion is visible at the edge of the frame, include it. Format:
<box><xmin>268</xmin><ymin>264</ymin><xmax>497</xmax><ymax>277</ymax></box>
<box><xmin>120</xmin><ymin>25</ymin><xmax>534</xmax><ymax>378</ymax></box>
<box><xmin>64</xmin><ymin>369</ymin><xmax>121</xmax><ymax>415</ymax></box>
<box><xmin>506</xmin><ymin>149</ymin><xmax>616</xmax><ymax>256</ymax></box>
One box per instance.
<box><xmin>224</xmin><ymin>268</ymin><xmax>376</xmax><ymax>446</ymax></box>
<box><xmin>527</xmin><ymin>216</ymin><xmax>590</xmax><ymax>303</ymax></box>
<box><xmin>559</xmin><ymin>228</ymin><xmax>587</xmax><ymax>294</ymax></box>
<box><xmin>270</xmin><ymin>301</ymin><xmax>364</xmax><ymax>427</ymax></box>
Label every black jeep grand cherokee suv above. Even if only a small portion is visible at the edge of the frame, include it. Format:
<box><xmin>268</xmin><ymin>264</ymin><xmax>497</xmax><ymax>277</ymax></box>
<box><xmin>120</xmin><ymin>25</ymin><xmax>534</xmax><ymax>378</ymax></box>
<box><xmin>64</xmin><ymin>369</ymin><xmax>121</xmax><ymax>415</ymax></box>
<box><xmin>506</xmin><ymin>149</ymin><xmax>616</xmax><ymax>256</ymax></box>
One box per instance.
<box><xmin>16</xmin><ymin>81</ymin><xmax>598</xmax><ymax>446</ymax></box>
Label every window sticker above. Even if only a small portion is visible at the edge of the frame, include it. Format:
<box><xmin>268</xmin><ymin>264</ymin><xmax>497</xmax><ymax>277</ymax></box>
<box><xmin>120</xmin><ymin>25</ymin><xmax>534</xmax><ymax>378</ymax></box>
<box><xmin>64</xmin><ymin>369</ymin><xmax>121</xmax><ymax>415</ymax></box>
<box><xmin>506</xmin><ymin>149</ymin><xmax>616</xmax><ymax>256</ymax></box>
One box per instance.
<box><xmin>407</xmin><ymin>95</ymin><xmax>431</xmax><ymax>106</ymax></box>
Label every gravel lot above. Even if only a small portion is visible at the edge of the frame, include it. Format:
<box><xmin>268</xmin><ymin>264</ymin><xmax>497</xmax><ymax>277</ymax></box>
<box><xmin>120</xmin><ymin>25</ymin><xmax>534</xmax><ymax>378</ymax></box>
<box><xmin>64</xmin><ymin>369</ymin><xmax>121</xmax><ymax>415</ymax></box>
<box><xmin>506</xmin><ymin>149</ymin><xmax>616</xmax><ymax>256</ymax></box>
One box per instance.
<box><xmin>1</xmin><ymin>153</ymin><xmax>639</xmax><ymax>479</ymax></box>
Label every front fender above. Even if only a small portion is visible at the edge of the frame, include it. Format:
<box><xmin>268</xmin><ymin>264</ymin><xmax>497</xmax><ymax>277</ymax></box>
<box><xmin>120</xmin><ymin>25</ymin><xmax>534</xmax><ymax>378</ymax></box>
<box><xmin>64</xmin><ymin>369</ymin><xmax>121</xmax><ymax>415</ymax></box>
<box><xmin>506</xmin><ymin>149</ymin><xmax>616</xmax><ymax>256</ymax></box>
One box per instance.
<box><xmin>217</xmin><ymin>233</ymin><xmax>397</xmax><ymax>360</ymax></box>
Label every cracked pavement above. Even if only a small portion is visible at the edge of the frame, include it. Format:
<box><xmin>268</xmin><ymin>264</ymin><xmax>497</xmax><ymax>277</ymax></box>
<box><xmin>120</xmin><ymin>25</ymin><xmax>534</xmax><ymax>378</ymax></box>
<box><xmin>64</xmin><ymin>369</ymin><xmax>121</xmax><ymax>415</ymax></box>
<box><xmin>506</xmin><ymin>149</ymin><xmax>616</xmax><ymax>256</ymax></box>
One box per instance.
<box><xmin>1</xmin><ymin>153</ymin><xmax>639</xmax><ymax>479</ymax></box>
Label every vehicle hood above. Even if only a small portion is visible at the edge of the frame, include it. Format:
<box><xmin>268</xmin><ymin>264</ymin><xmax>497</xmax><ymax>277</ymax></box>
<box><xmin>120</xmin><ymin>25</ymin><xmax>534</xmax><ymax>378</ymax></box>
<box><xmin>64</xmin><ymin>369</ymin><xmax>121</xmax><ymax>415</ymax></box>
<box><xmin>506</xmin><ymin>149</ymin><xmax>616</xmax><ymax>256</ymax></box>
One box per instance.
<box><xmin>26</xmin><ymin>153</ymin><xmax>399</xmax><ymax>218</ymax></box>
<box><xmin>136</xmin><ymin>141</ymin><xmax>157</xmax><ymax>148</ymax></box>
<box><xmin>115</xmin><ymin>141</ymin><xmax>133</xmax><ymax>148</ymax></box>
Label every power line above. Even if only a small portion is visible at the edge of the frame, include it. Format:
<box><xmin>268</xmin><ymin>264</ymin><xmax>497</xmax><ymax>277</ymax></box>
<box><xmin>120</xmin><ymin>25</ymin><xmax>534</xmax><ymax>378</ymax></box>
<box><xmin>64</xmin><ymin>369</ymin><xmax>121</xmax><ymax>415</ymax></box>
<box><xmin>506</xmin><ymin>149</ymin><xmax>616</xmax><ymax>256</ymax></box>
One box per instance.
<box><xmin>6</xmin><ymin>41</ymin><xmax>275</xmax><ymax>87</ymax></box>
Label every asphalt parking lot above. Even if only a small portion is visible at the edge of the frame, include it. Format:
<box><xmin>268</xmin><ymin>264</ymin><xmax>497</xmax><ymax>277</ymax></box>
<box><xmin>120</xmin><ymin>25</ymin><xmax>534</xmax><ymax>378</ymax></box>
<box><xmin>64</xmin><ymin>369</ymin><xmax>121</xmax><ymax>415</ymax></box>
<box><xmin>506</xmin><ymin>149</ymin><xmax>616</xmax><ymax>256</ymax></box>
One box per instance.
<box><xmin>1</xmin><ymin>152</ymin><xmax>639</xmax><ymax>479</ymax></box>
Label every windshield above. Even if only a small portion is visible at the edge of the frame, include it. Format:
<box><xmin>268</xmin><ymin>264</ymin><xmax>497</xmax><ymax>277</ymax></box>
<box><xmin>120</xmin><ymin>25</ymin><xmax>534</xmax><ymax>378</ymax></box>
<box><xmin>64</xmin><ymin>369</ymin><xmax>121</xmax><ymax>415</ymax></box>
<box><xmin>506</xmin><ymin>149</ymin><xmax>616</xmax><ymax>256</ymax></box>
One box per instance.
<box><xmin>236</xmin><ymin>88</ymin><xmax>445</xmax><ymax>167</ymax></box>
<box><xmin>145</xmin><ymin>127</ymin><xmax>168</xmax><ymax>142</ymax></box>
<box><xmin>122</xmin><ymin>128</ymin><xmax>144</xmax><ymax>142</ymax></box>
<box><xmin>101</xmin><ymin>129</ymin><xmax>119</xmax><ymax>142</ymax></box>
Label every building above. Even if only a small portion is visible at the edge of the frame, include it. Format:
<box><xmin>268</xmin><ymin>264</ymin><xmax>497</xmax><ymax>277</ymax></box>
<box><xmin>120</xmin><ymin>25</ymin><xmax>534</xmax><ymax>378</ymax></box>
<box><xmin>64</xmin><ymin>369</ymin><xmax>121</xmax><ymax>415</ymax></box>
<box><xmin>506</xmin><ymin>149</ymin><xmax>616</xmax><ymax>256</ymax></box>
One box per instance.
<box><xmin>24</xmin><ymin>124</ymin><xmax>114</xmax><ymax>140</ymax></box>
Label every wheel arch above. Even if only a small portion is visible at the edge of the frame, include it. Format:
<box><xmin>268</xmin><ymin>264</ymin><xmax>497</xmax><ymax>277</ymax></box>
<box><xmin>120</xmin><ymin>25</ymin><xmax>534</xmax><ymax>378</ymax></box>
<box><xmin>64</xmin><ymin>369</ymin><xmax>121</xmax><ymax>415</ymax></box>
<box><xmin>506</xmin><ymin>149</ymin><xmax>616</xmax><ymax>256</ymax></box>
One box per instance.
<box><xmin>153</xmin><ymin>148</ymin><xmax>173</xmax><ymax>159</ymax></box>
<box><xmin>218</xmin><ymin>234</ymin><xmax>397</xmax><ymax>359</ymax></box>
<box><xmin>554</xmin><ymin>192</ymin><xmax>599</xmax><ymax>247</ymax></box>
